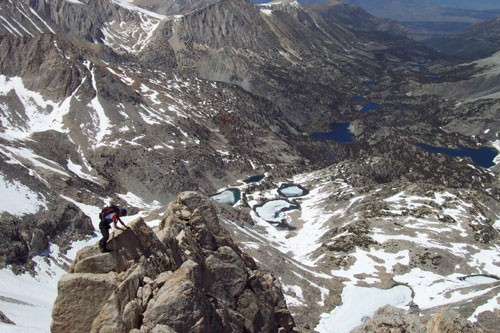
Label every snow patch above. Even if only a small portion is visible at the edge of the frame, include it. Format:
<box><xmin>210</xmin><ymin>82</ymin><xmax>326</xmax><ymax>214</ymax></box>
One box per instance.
<box><xmin>0</xmin><ymin>75</ymin><xmax>71</xmax><ymax>140</ymax></box>
<box><xmin>118</xmin><ymin>192</ymin><xmax>162</xmax><ymax>210</ymax></box>
<box><xmin>85</xmin><ymin>63</ymin><xmax>112</xmax><ymax>147</ymax></box>
<box><xmin>315</xmin><ymin>285</ymin><xmax>412</xmax><ymax>333</ymax></box>
<box><xmin>67</xmin><ymin>159</ymin><xmax>100</xmax><ymax>183</ymax></box>
<box><xmin>395</xmin><ymin>268</ymin><xmax>498</xmax><ymax>309</ymax></box>
<box><xmin>260</xmin><ymin>9</ymin><xmax>273</xmax><ymax>16</ymax></box>
<box><xmin>492</xmin><ymin>140</ymin><xmax>500</xmax><ymax>166</ymax></box>
<box><xmin>0</xmin><ymin>173</ymin><xmax>46</xmax><ymax>216</ymax></box>
<box><xmin>0</xmin><ymin>245</ymin><xmax>67</xmax><ymax>332</ymax></box>
<box><xmin>112</xmin><ymin>0</ymin><xmax>166</xmax><ymax>20</ymax></box>
<box><xmin>468</xmin><ymin>293</ymin><xmax>499</xmax><ymax>323</ymax></box>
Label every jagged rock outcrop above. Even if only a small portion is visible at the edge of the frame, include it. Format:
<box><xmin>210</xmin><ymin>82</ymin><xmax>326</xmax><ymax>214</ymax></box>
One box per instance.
<box><xmin>351</xmin><ymin>305</ymin><xmax>484</xmax><ymax>333</ymax></box>
<box><xmin>0</xmin><ymin>198</ymin><xmax>93</xmax><ymax>271</ymax></box>
<box><xmin>426</xmin><ymin>308</ymin><xmax>484</xmax><ymax>333</ymax></box>
<box><xmin>51</xmin><ymin>192</ymin><xmax>296</xmax><ymax>333</ymax></box>
<box><xmin>0</xmin><ymin>310</ymin><xmax>15</xmax><ymax>325</ymax></box>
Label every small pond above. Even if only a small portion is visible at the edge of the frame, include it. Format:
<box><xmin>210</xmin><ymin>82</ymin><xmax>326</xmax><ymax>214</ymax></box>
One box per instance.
<box><xmin>209</xmin><ymin>188</ymin><xmax>241</xmax><ymax>206</ymax></box>
<box><xmin>361</xmin><ymin>102</ymin><xmax>380</xmax><ymax>112</ymax></box>
<box><xmin>254</xmin><ymin>199</ymin><xmax>300</xmax><ymax>223</ymax></box>
<box><xmin>278</xmin><ymin>183</ymin><xmax>309</xmax><ymax>197</ymax></box>
<box><xmin>417</xmin><ymin>143</ymin><xmax>498</xmax><ymax>168</ymax></box>
<box><xmin>244</xmin><ymin>175</ymin><xmax>265</xmax><ymax>183</ymax></box>
<box><xmin>310</xmin><ymin>122</ymin><xmax>354</xmax><ymax>144</ymax></box>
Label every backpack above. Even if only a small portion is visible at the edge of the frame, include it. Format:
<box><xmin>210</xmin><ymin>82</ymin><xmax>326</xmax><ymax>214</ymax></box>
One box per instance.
<box><xmin>99</xmin><ymin>205</ymin><xmax>118</xmax><ymax>222</ymax></box>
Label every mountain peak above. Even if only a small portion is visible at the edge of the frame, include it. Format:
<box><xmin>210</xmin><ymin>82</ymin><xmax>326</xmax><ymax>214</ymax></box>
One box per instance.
<box><xmin>51</xmin><ymin>192</ymin><xmax>297</xmax><ymax>333</ymax></box>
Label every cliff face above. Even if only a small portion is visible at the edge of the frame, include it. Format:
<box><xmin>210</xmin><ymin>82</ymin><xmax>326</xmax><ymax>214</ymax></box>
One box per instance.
<box><xmin>51</xmin><ymin>192</ymin><xmax>296</xmax><ymax>333</ymax></box>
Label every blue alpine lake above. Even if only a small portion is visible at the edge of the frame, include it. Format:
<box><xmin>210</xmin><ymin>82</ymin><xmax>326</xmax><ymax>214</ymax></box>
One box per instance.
<box><xmin>310</xmin><ymin>122</ymin><xmax>354</xmax><ymax>143</ymax></box>
<box><xmin>417</xmin><ymin>143</ymin><xmax>498</xmax><ymax>168</ymax></box>
<box><xmin>244</xmin><ymin>175</ymin><xmax>265</xmax><ymax>183</ymax></box>
<box><xmin>361</xmin><ymin>102</ymin><xmax>380</xmax><ymax>112</ymax></box>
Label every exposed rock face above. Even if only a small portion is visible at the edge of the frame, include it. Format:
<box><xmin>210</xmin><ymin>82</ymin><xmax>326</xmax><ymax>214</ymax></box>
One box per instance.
<box><xmin>426</xmin><ymin>308</ymin><xmax>484</xmax><ymax>333</ymax></box>
<box><xmin>350</xmin><ymin>305</ymin><xmax>427</xmax><ymax>333</ymax></box>
<box><xmin>308</xmin><ymin>2</ymin><xmax>407</xmax><ymax>35</ymax></box>
<box><xmin>1</xmin><ymin>1</ymin><xmax>499</xmax><ymax>331</ymax></box>
<box><xmin>0</xmin><ymin>198</ymin><xmax>93</xmax><ymax>271</ymax></box>
<box><xmin>0</xmin><ymin>310</ymin><xmax>15</xmax><ymax>325</ymax></box>
<box><xmin>0</xmin><ymin>0</ymin><xmax>135</xmax><ymax>43</ymax></box>
<box><xmin>51</xmin><ymin>192</ymin><xmax>296</xmax><ymax>333</ymax></box>
<box><xmin>351</xmin><ymin>305</ymin><xmax>484</xmax><ymax>333</ymax></box>
<box><xmin>146</xmin><ymin>0</ymin><xmax>221</xmax><ymax>15</ymax></box>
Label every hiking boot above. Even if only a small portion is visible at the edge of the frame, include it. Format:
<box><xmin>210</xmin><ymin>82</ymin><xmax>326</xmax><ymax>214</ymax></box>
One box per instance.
<box><xmin>99</xmin><ymin>243</ymin><xmax>110</xmax><ymax>253</ymax></box>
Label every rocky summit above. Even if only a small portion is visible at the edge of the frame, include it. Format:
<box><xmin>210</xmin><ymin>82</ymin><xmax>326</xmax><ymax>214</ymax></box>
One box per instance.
<box><xmin>51</xmin><ymin>192</ymin><xmax>296</xmax><ymax>333</ymax></box>
<box><xmin>0</xmin><ymin>0</ymin><xmax>499</xmax><ymax>333</ymax></box>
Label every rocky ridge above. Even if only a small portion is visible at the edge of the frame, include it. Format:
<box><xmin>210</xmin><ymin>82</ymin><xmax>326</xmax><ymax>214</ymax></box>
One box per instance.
<box><xmin>51</xmin><ymin>191</ymin><xmax>296</xmax><ymax>333</ymax></box>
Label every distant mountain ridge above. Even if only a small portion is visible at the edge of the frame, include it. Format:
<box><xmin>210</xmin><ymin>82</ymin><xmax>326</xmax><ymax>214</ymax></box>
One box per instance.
<box><xmin>424</xmin><ymin>16</ymin><xmax>500</xmax><ymax>61</ymax></box>
<box><xmin>253</xmin><ymin>0</ymin><xmax>500</xmax><ymax>39</ymax></box>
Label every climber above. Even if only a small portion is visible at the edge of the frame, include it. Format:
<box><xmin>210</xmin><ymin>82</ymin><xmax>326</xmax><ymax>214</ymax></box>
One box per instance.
<box><xmin>98</xmin><ymin>205</ymin><xmax>128</xmax><ymax>253</ymax></box>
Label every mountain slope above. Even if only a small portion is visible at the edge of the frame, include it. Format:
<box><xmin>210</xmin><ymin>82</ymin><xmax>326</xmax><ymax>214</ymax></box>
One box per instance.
<box><xmin>424</xmin><ymin>17</ymin><xmax>500</xmax><ymax>62</ymax></box>
<box><xmin>0</xmin><ymin>0</ymin><xmax>446</xmax><ymax>271</ymax></box>
<box><xmin>341</xmin><ymin>0</ymin><xmax>500</xmax><ymax>39</ymax></box>
<box><xmin>0</xmin><ymin>0</ymin><xmax>499</xmax><ymax>332</ymax></box>
<box><xmin>219</xmin><ymin>163</ymin><xmax>499</xmax><ymax>331</ymax></box>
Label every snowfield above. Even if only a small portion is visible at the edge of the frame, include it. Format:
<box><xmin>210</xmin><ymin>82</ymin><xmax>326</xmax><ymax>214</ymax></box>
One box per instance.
<box><xmin>225</xmin><ymin>169</ymin><xmax>500</xmax><ymax>332</ymax></box>
<box><xmin>0</xmin><ymin>173</ymin><xmax>47</xmax><ymax>216</ymax></box>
